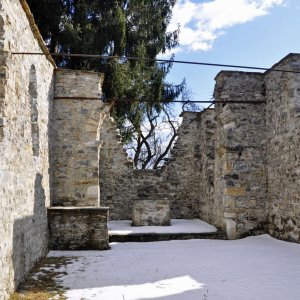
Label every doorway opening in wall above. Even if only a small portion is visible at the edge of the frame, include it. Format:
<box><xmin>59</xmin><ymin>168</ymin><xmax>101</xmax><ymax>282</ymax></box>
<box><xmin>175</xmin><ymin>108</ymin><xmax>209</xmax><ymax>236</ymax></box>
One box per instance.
<box><xmin>29</xmin><ymin>65</ymin><xmax>40</xmax><ymax>157</ymax></box>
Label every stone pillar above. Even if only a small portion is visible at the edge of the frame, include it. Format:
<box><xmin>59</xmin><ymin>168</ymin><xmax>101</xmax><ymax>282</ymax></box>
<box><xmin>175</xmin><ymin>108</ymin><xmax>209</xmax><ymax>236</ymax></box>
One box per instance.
<box><xmin>51</xmin><ymin>69</ymin><xmax>108</xmax><ymax>207</ymax></box>
<box><xmin>214</xmin><ymin>71</ymin><xmax>267</xmax><ymax>239</ymax></box>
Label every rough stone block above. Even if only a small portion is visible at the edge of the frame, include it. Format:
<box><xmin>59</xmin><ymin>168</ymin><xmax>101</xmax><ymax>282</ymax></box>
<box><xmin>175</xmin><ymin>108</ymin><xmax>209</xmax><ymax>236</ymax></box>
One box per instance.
<box><xmin>226</xmin><ymin>187</ymin><xmax>246</xmax><ymax>196</ymax></box>
<box><xmin>226</xmin><ymin>219</ymin><xmax>237</xmax><ymax>240</ymax></box>
<box><xmin>87</xmin><ymin>185</ymin><xmax>99</xmax><ymax>199</ymax></box>
<box><xmin>132</xmin><ymin>199</ymin><xmax>171</xmax><ymax>226</ymax></box>
<box><xmin>224</xmin><ymin>212</ymin><xmax>236</xmax><ymax>219</ymax></box>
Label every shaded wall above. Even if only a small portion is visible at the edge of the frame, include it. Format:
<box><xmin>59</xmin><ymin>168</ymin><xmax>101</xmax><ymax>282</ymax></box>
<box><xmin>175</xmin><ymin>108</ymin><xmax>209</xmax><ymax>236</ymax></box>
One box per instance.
<box><xmin>0</xmin><ymin>1</ymin><xmax>55</xmax><ymax>298</ymax></box>
<box><xmin>197</xmin><ymin>109</ymin><xmax>217</xmax><ymax>224</ymax></box>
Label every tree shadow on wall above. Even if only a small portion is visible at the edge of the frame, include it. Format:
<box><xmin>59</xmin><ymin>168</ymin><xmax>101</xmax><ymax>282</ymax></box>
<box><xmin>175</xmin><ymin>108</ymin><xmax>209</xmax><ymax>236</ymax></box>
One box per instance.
<box><xmin>12</xmin><ymin>172</ymin><xmax>48</xmax><ymax>290</ymax></box>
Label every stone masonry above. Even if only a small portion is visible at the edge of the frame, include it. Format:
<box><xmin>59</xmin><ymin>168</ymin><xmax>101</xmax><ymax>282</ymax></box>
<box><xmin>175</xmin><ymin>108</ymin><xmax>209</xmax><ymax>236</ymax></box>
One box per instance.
<box><xmin>48</xmin><ymin>69</ymin><xmax>111</xmax><ymax>254</ymax></box>
<box><xmin>99</xmin><ymin>111</ymin><xmax>207</xmax><ymax>220</ymax></box>
<box><xmin>132</xmin><ymin>199</ymin><xmax>171</xmax><ymax>226</ymax></box>
<box><xmin>99</xmin><ymin>54</ymin><xmax>300</xmax><ymax>243</ymax></box>
<box><xmin>51</xmin><ymin>69</ymin><xmax>107</xmax><ymax>207</ymax></box>
<box><xmin>48</xmin><ymin>207</ymin><xmax>109</xmax><ymax>250</ymax></box>
<box><xmin>2</xmin><ymin>1</ymin><xmax>300</xmax><ymax>299</ymax></box>
<box><xmin>214</xmin><ymin>72</ymin><xmax>267</xmax><ymax>238</ymax></box>
<box><xmin>0</xmin><ymin>2</ymin><xmax>110</xmax><ymax>298</ymax></box>
<box><xmin>0</xmin><ymin>1</ymin><xmax>55</xmax><ymax>299</ymax></box>
<box><xmin>265</xmin><ymin>55</ymin><xmax>300</xmax><ymax>242</ymax></box>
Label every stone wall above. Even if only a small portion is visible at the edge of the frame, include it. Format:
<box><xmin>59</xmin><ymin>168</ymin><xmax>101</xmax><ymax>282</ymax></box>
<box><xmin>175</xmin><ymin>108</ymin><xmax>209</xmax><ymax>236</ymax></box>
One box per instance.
<box><xmin>51</xmin><ymin>69</ymin><xmax>108</xmax><ymax>207</ymax></box>
<box><xmin>209</xmin><ymin>54</ymin><xmax>300</xmax><ymax>242</ymax></box>
<box><xmin>161</xmin><ymin>111</ymin><xmax>203</xmax><ymax>218</ymax></box>
<box><xmin>214</xmin><ymin>71</ymin><xmax>267</xmax><ymax>239</ymax></box>
<box><xmin>1</xmin><ymin>5</ymin><xmax>300</xmax><ymax>296</ymax></box>
<box><xmin>0</xmin><ymin>1</ymin><xmax>55</xmax><ymax>298</ymax></box>
<box><xmin>265</xmin><ymin>54</ymin><xmax>300</xmax><ymax>243</ymax></box>
<box><xmin>99</xmin><ymin>116</ymin><xmax>134</xmax><ymax>219</ymax></box>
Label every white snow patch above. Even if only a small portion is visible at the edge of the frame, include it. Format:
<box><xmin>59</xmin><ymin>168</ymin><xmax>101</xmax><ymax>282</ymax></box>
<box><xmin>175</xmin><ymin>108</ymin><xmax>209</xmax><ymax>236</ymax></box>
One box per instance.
<box><xmin>108</xmin><ymin>219</ymin><xmax>217</xmax><ymax>235</ymax></box>
<box><xmin>48</xmin><ymin>235</ymin><xmax>300</xmax><ymax>300</ymax></box>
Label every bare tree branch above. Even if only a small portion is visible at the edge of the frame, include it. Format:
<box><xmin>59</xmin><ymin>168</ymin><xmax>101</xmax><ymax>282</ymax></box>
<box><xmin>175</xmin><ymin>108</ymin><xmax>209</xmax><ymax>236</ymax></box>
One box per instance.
<box><xmin>153</xmin><ymin>106</ymin><xmax>178</xmax><ymax>169</ymax></box>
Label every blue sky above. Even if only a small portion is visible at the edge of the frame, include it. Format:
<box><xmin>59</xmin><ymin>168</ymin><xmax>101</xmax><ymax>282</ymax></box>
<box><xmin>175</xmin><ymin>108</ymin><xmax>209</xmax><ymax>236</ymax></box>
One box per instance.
<box><xmin>165</xmin><ymin>0</ymin><xmax>300</xmax><ymax>104</ymax></box>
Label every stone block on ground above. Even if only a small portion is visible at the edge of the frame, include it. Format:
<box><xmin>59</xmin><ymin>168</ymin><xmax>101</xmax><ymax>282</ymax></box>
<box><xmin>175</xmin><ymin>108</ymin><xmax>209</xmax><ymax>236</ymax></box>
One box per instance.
<box><xmin>132</xmin><ymin>199</ymin><xmax>171</xmax><ymax>226</ymax></box>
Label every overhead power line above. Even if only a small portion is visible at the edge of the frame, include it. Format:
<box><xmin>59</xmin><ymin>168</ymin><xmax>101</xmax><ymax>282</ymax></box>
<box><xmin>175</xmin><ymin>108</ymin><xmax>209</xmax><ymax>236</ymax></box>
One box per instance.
<box><xmin>11</xmin><ymin>52</ymin><xmax>300</xmax><ymax>74</ymax></box>
<box><xmin>53</xmin><ymin>96</ymin><xmax>266</xmax><ymax>104</ymax></box>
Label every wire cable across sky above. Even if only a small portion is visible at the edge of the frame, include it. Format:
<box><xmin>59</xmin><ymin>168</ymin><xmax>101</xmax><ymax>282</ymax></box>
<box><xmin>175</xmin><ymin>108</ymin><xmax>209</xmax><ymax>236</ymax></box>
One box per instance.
<box><xmin>11</xmin><ymin>52</ymin><xmax>300</xmax><ymax>74</ymax></box>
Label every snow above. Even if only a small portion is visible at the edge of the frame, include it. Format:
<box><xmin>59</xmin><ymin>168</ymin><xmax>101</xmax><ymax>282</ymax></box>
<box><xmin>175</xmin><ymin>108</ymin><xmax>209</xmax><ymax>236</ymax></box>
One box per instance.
<box><xmin>48</xmin><ymin>235</ymin><xmax>300</xmax><ymax>300</ymax></box>
<box><xmin>108</xmin><ymin>219</ymin><xmax>217</xmax><ymax>235</ymax></box>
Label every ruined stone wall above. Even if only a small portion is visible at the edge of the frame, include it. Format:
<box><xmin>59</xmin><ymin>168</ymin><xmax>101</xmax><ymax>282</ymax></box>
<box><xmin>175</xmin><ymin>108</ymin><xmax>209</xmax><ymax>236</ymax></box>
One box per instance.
<box><xmin>265</xmin><ymin>54</ymin><xmax>300</xmax><ymax>243</ymax></box>
<box><xmin>162</xmin><ymin>112</ymin><xmax>203</xmax><ymax>218</ymax></box>
<box><xmin>0</xmin><ymin>1</ymin><xmax>55</xmax><ymax>298</ymax></box>
<box><xmin>51</xmin><ymin>69</ymin><xmax>107</xmax><ymax>207</ymax></box>
<box><xmin>100</xmin><ymin>110</ymin><xmax>216</xmax><ymax>221</ymax></box>
<box><xmin>214</xmin><ymin>72</ymin><xmax>267</xmax><ymax>238</ymax></box>
<box><xmin>99</xmin><ymin>116</ymin><xmax>134</xmax><ymax>219</ymax></box>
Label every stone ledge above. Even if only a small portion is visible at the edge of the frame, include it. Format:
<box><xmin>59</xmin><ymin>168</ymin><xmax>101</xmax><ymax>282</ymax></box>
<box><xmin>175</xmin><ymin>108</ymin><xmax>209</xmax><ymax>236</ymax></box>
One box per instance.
<box><xmin>109</xmin><ymin>231</ymin><xmax>227</xmax><ymax>243</ymax></box>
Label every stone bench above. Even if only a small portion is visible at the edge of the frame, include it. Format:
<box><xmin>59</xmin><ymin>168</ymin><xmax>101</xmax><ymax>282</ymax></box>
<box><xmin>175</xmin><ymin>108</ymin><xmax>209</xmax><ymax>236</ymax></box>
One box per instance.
<box><xmin>132</xmin><ymin>199</ymin><xmax>170</xmax><ymax>226</ymax></box>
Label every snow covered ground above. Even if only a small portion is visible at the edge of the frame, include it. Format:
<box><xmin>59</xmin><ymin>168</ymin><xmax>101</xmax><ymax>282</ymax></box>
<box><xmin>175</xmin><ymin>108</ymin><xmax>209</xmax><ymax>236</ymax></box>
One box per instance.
<box><xmin>49</xmin><ymin>235</ymin><xmax>300</xmax><ymax>300</ymax></box>
<box><xmin>108</xmin><ymin>219</ymin><xmax>217</xmax><ymax>235</ymax></box>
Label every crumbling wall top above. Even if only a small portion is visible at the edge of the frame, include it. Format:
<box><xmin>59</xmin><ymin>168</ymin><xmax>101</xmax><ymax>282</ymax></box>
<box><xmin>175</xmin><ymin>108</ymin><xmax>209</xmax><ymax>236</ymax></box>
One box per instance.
<box><xmin>265</xmin><ymin>53</ymin><xmax>300</xmax><ymax>75</ymax></box>
<box><xmin>54</xmin><ymin>69</ymin><xmax>105</xmax><ymax>99</ymax></box>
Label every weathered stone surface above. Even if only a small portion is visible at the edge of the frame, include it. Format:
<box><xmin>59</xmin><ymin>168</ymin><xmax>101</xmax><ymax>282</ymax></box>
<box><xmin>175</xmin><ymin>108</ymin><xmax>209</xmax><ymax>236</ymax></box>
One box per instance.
<box><xmin>51</xmin><ymin>69</ymin><xmax>107</xmax><ymax>207</ymax></box>
<box><xmin>132</xmin><ymin>199</ymin><xmax>171</xmax><ymax>226</ymax></box>
<box><xmin>48</xmin><ymin>207</ymin><xmax>109</xmax><ymax>250</ymax></box>
<box><xmin>52</xmin><ymin>54</ymin><xmax>300</xmax><ymax>245</ymax></box>
<box><xmin>54</xmin><ymin>69</ymin><xmax>103</xmax><ymax>99</ymax></box>
<box><xmin>2</xmin><ymin>2</ymin><xmax>300</xmax><ymax>296</ymax></box>
<box><xmin>99</xmin><ymin>116</ymin><xmax>135</xmax><ymax>219</ymax></box>
<box><xmin>0</xmin><ymin>1</ymin><xmax>54</xmax><ymax>298</ymax></box>
<box><xmin>214</xmin><ymin>71</ymin><xmax>268</xmax><ymax>238</ymax></box>
<box><xmin>226</xmin><ymin>219</ymin><xmax>237</xmax><ymax>240</ymax></box>
<box><xmin>100</xmin><ymin>111</ymin><xmax>211</xmax><ymax>220</ymax></box>
<box><xmin>196</xmin><ymin>109</ymin><xmax>217</xmax><ymax>225</ymax></box>
<box><xmin>265</xmin><ymin>54</ymin><xmax>300</xmax><ymax>243</ymax></box>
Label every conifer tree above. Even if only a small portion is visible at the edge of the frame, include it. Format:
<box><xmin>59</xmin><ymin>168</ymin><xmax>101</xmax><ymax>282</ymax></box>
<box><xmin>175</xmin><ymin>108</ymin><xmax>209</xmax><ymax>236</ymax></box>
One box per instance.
<box><xmin>27</xmin><ymin>0</ymin><xmax>187</xmax><ymax>168</ymax></box>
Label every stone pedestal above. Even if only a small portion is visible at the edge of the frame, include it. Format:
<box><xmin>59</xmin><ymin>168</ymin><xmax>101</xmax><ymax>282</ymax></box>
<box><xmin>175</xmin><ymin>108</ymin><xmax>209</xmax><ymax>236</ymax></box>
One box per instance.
<box><xmin>48</xmin><ymin>207</ymin><xmax>110</xmax><ymax>250</ymax></box>
<box><xmin>132</xmin><ymin>199</ymin><xmax>171</xmax><ymax>226</ymax></box>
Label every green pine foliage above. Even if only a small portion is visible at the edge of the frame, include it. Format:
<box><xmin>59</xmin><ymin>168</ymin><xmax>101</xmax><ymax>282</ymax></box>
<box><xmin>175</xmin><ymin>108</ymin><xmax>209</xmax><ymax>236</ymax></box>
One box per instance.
<box><xmin>27</xmin><ymin>0</ymin><xmax>185</xmax><ymax>145</ymax></box>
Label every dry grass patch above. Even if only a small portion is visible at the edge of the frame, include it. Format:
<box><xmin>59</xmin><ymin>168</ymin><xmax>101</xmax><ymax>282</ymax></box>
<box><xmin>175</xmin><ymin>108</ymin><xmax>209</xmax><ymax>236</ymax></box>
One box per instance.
<box><xmin>10</xmin><ymin>256</ymin><xmax>78</xmax><ymax>300</ymax></box>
